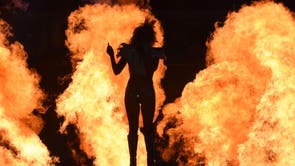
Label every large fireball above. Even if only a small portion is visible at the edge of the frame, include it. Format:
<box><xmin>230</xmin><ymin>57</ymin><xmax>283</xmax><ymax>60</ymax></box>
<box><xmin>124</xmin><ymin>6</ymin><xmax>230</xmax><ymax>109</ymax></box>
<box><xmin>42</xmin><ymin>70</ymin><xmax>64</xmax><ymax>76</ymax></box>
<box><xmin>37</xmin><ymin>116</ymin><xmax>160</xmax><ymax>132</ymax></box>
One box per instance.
<box><xmin>158</xmin><ymin>1</ymin><xmax>295</xmax><ymax>165</ymax></box>
<box><xmin>56</xmin><ymin>3</ymin><xmax>166</xmax><ymax>166</ymax></box>
<box><xmin>0</xmin><ymin>19</ymin><xmax>56</xmax><ymax>165</ymax></box>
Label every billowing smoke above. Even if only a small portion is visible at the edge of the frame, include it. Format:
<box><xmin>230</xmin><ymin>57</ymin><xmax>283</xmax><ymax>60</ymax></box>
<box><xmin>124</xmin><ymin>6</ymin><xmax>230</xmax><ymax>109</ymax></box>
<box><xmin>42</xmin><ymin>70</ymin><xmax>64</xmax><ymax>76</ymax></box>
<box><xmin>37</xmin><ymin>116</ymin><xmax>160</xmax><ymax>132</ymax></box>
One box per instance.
<box><xmin>0</xmin><ymin>19</ymin><xmax>57</xmax><ymax>165</ymax></box>
<box><xmin>56</xmin><ymin>4</ymin><xmax>165</xmax><ymax>165</ymax></box>
<box><xmin>11</xmin><ymin>0</ymin><xmax>29</xmax><ymax>11</ymax></box>
<box><xmin>157</xmin><ymin>1</ymin><xmax>295</xmax><ymax>165</ymax></box>
<box><xmin>0</xmin><ymin>0</ymin><xmax>29</xmax><ymax>13</ymax></box>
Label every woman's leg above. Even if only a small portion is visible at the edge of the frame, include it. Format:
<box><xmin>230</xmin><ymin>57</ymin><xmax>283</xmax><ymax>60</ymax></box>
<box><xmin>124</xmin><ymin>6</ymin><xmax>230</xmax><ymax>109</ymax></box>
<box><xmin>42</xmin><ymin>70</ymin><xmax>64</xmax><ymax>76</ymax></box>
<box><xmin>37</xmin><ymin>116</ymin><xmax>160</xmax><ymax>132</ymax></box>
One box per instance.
<box><xmin>125</xmin><ymin>88</ymin><xmax>140</xmax><ymax>166</ymax></box>
<box><xmin>141</xmin><ymin>88</ymin><xmax>156</xmax><ymax>166</ymax></box>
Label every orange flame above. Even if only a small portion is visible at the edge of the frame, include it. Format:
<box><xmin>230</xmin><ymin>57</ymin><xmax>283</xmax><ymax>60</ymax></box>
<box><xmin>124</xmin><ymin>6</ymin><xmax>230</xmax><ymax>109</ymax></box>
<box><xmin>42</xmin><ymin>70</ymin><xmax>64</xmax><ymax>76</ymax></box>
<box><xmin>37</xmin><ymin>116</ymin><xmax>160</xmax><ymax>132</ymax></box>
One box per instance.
<box><xmin>56</xmin><ymin>4</ymin><xmax>165</xmax><ymax>165</ymax></box>
<box><xmin>0</xmin><ymin>19</ymin><xmax>57</xmax><ymax>165</ymax></box>
<box><xmin>158</xmin><ymin>1</ymin><xmax>295</xmax><ymax>165</ymax></box>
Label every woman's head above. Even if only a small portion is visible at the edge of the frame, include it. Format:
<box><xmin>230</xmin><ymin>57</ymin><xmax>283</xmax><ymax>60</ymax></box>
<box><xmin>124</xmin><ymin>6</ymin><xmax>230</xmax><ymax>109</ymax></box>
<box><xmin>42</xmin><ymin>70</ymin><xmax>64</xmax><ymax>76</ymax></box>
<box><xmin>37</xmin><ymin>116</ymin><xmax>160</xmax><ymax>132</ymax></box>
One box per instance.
<box><xmin>130</xmin><ymin>18</ymin><xmax>156</xmax><ymax>47</ymax></box>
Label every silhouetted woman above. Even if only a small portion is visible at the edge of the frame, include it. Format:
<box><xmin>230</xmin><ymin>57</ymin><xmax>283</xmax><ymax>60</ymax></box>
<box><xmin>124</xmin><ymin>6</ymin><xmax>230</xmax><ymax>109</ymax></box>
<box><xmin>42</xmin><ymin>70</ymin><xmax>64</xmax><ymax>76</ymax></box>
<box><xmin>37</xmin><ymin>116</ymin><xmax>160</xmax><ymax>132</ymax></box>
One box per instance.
<box><xmin>106</xmin><ymin>19</ymin><xmax>166</xmax><ymax>166</ymax></box>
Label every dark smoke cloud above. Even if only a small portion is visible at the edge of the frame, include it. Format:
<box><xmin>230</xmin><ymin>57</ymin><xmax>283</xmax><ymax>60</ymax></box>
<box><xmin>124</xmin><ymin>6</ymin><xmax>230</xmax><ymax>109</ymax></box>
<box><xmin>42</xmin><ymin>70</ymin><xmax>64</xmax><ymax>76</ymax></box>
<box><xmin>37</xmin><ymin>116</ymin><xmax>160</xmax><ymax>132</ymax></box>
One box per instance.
<box><xmin>0</xmin><ymin>0</ymin><xmax>29</xmax><ymax>15</ymax></box>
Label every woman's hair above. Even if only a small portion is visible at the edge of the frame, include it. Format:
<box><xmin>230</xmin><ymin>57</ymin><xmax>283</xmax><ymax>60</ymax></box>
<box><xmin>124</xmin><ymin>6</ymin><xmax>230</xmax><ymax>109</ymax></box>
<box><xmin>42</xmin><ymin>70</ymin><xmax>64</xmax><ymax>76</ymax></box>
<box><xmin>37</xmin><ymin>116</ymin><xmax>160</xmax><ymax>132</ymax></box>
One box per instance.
<box><xmin>129</xmin><ymin>18</ymin><xmax>156</xmax><ymax>47</ymax></box>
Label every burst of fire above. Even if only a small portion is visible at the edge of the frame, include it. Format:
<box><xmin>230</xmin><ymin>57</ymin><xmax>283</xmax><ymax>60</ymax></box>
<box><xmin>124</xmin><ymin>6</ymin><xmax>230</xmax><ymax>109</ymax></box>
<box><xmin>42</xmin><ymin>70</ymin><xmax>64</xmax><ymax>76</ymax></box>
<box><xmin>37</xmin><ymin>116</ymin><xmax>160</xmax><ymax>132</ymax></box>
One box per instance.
<box><xmin>56</xmin><ymin>3</ymin><xmax>165</xmax><ymax>165</ymax></box>
<box><xmin>0</xmin><ymin>19</ymin><xmax>56</xmax><ymax>165</ymax></box>
<box><xmin>157</xmin><ymin>1</ymin><xmax>295</xmax><ymax>165</ymax></box>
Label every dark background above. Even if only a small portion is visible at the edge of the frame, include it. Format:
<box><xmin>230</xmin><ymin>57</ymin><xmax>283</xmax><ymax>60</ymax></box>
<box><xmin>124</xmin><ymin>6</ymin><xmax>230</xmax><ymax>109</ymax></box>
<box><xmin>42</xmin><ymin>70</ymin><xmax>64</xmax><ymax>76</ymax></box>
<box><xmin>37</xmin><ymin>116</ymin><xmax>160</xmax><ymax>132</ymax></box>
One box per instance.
<box><xmin>1</xmin><ymin>0</ymin><xmax>295</xmax><ymax>165</ymax></box>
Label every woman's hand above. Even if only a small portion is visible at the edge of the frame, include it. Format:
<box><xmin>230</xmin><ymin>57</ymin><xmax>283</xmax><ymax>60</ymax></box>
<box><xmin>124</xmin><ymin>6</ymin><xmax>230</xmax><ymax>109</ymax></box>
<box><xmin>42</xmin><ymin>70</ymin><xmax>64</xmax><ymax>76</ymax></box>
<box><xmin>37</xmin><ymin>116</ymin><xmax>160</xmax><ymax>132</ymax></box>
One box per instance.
<box><xmin>106</xmin><ymin>43</ymin><xmax>114</xmax><ymax>56</ymax></box>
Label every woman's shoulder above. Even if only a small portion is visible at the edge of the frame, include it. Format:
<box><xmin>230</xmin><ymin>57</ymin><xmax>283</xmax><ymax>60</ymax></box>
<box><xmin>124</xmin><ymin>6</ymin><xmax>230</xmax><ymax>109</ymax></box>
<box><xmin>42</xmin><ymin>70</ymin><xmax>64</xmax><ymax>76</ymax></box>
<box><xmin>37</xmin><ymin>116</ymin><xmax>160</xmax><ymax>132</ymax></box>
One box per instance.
<box><xmin>120</xmin><ymin>43</ymin><xmax>136</xmax><ymax>50</ymax></box>
<box><xmin>118</xmin><ymin>43</ymin><xmax>136</xmax><ymax>58</ymax></box>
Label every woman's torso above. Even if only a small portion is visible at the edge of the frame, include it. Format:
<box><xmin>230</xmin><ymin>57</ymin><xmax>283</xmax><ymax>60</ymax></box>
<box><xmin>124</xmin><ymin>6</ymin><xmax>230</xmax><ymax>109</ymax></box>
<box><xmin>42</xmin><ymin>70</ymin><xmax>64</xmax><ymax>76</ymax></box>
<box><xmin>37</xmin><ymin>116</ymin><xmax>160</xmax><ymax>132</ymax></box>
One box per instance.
<box><xmin>120</xmin><ymin>44</ymin><xmax>160</xmax><ymax>89</ymax></box>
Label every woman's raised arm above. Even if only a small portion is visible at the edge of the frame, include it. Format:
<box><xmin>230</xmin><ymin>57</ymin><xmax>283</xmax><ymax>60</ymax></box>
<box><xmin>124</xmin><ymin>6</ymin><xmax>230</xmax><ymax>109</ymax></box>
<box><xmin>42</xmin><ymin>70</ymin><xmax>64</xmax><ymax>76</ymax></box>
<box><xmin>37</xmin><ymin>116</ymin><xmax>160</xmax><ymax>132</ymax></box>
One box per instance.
<box><xmin>106</xmin><ymin>43</ymin><xmax>127</xmax><ymax>75</ymax></box>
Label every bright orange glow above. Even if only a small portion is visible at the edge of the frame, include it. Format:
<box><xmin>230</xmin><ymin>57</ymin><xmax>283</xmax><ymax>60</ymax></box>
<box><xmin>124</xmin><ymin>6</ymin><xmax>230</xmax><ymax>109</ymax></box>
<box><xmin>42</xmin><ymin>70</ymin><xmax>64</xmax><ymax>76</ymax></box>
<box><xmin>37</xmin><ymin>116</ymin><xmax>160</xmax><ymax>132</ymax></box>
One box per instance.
<box><xmin>158</xmin><ymin>1</ymin><xmax>295</xmax><ymax>165</ymax></box>
<box><xmin>56</xmin><ymin>4</ymin><xmax>165</xmax><ymax>165</ymax></box>
<box><xmin>0</xmin><ymin>19</ymin><xmax>56</xmax><ymax>165</ymax></box>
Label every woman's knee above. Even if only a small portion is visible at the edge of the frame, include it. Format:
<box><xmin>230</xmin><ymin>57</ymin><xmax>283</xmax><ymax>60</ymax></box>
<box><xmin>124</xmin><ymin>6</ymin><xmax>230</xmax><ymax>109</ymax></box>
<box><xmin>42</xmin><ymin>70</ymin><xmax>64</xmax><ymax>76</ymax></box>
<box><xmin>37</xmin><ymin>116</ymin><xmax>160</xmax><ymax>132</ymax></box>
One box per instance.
<box><xmin>129</xmin><ymin>128</ymin><xmax>138</xmax><ymax>136</ymax></box>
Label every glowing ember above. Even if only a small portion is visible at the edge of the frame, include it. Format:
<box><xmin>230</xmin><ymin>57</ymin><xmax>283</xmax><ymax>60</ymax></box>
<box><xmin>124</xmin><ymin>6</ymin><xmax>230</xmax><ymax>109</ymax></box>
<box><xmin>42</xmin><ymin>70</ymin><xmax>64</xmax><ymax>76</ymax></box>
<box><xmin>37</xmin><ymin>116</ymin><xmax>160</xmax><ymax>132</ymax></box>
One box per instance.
<box><xmin>158</xmin><ymin>1</ymin><xmax>295</xmax><ymax>165</ymax></box>
<box><xmin>0</xmin><ymin>19</ymin><xmax>56</xmax><ymax>165</ymax></box>
<box><xmin>56</xmin><ymin>3</ymin><xmax>165</xmax><ymax>165</ymax></box>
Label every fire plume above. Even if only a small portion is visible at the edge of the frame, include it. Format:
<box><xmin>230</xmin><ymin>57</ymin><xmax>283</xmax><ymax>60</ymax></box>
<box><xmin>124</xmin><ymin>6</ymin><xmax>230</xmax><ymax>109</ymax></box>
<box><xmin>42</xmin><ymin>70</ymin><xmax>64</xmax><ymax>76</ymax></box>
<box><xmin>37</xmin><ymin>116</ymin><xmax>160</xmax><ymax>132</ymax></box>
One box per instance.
<box><xmin>158</xmin><ymin>1</ymin><xmax>295</xmax><ymax>165</ymax></box>
<box><xmin>0</xmin><ymin>19</ymin><xmax>56</xmax><ymax>165</ymax></box>
<box><xmin>56</xmin><ymin>3</ymin><xmax>165</xmax><ymax>165</ymax></box>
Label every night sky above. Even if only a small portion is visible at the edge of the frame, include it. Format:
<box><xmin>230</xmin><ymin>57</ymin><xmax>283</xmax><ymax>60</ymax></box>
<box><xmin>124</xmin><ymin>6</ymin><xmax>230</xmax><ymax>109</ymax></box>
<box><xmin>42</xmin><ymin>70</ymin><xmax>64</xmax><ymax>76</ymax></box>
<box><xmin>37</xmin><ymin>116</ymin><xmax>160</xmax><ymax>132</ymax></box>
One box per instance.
<box><xmin>1</xmin><ymin>0</ymin><xmax>295</xmax><ymax>165</ymax></box>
